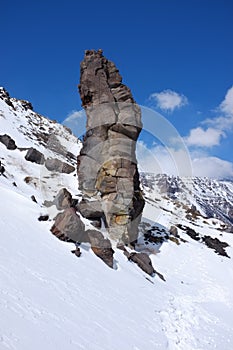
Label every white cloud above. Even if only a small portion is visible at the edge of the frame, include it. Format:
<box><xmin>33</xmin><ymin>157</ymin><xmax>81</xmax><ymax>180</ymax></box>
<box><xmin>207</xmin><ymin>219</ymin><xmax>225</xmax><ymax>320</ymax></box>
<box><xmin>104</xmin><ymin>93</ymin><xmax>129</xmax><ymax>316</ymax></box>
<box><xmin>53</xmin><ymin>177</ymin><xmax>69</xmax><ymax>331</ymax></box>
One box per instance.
<box><xmin>202</xmin><ymin>114</ymin><xmax>233</xmax><ymax>131</ymax></box>
<box><xmin>192</xmin><ymin>156</ymin><xmax>233</xmax><ymax>179</ymax></box>
<box><xmin>137</xmin><ymin>141</ymin><xmax>192</xmax><ymax>177</ymax></box>
<box><xmin>137</xmin><ymin>141</ymin><xmax>233</xmax><ymax>179</ymax></box>
<box><xmin>149</xmin><ymin>89</ymin><xmax>188</xmax><ymax>112</ymax></box>
<box><xmin>65</xmin><ymin>109</ymin><xmax>85</xmax><ymax>121</ymax></box>
<box><xmin>202</xmin><ymin>86</ymin><xmax>233</xmax><ymax>132</ymax></box>
<box><xmin>184</xmin><ymin>85</ymin><xmax>233</xmax><ymax>150</ymax></box>
<box><xmin>185</xmin><ymin>127</ymin><xmax>225</xmax><ymax>147</ymax></box>
<box><xmin>220</xmin><ymin>86</ymin><xmax>233</xmax><ymax>116</ymax></box>
<box><xmin>62</xmin><ymin>110</ymin><xmax>86</xmax><ymax>138</ymax></box>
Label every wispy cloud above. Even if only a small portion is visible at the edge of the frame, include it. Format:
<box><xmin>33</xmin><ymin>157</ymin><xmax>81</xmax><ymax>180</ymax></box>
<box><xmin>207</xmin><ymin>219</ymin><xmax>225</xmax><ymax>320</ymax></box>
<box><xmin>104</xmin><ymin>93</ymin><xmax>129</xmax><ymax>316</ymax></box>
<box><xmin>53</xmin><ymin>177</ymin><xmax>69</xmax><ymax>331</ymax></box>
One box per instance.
<box><xmin>141</xmin><ymin>86</ymin><xmax>233</xmax><ymax>178</ymax></box>
<box><xmin>149</xmin><ymin>89</ymin><xmax>188</xmax><ymax>112</ymax></box>
<box><xmin>191</xmin><ymin>156</ymin><xmax>233</xmax><ymax>179</ymax></box>
<box><xmin>137</xmin><ymin>141</ymin><xmax>192</xmax><ymax>177</ymax></box>
<box><xmin>62</xmin><ymin>109</ymin><xmax>86</xmax><ymax>138</ymax></box>
<box><xmin>137</xmin><ymin>141</ymin><xmax>233</xmax><ymax>179</ymax></box>
<box><xmin>185</xmin><ymin>127</ymin><xmax>225</xmax><ymax>147</ymax></box>
<box><xmin>185</xmin><ymin>86</ymin><xmax>233</xmax><ymax>148</ymax></box>
<box><xmin>202</xmin><ymin>86</ymin><xmax>233</xmax><ymax>131</ymax></box>
<box><xmin>219</xmin><ymin>86</ymin><xmax>233</xmax><ymax>116</ymax></box>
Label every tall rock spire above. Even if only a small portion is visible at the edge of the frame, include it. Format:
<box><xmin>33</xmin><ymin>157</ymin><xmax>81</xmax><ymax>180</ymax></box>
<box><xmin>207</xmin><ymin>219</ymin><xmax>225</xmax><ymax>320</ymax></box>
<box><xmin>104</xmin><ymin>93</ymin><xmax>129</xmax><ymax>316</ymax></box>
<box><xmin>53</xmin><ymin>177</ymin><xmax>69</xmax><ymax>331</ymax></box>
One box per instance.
<box><xmin>77</xmin><ymin>49</ymin><xmax>144</xmax><ymax>245</ymax></box>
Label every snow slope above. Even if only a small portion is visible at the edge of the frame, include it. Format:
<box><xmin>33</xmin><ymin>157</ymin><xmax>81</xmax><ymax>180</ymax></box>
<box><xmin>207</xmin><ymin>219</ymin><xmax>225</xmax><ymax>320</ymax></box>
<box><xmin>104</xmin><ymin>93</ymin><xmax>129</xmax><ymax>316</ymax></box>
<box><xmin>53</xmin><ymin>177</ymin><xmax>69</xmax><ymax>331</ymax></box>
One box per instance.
<box><xmin>1</xmin><ymin>184</ymin><xmax>233</xmax><ymax>350</ymax></box>
<box><xmin>1</xmin><ymin>88</ymin><xmax>233</xmax><ymax>349</ymax></box>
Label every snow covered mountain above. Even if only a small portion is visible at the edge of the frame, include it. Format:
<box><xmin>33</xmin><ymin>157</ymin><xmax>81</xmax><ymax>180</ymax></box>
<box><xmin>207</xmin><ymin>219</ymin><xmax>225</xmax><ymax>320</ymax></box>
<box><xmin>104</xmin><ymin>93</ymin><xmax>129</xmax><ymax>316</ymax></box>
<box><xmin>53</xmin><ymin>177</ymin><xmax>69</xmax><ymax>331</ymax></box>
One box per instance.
<box><xmin>141</xmin><ymin>172</ymin><xmax>233</xmax><ymax>231</ymax></box>
<box><xmin>1</xmin><ymin>88</ymin><xmax>233</xmax><ymax>350</ymax></box>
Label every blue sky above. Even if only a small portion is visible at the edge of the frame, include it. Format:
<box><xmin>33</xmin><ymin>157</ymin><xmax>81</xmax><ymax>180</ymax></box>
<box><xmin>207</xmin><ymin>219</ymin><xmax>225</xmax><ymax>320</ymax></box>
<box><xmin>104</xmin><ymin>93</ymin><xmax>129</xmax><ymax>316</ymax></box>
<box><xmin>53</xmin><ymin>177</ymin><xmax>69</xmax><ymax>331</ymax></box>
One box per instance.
<box><xmin>1</xmin><ymin>0</ymin><xmax>233</xmax><ymax>178</ymax></box>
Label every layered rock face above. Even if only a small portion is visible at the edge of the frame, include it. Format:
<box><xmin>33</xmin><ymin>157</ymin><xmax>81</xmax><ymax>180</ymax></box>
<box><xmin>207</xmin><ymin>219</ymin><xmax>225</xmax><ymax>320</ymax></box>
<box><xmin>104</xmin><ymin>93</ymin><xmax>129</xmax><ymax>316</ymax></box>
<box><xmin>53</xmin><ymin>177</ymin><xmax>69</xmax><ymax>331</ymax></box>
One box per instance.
<box><xmin>77</xmin><ymin>49</ymin><xmax>145</xmax><ymax>245</ymax></box>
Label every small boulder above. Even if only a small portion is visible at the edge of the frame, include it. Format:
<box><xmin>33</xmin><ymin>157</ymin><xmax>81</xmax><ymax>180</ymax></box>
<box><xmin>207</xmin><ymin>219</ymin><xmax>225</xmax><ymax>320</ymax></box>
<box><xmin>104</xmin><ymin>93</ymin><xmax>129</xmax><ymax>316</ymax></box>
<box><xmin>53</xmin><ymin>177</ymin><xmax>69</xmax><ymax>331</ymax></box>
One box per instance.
<box><xmin>186</xmin><ymin>227</ymin><xmax>200</xmax><ymax>241</ymax></box>
<box><xmin>45</xmin><ymin>158</ymin><xmax>75</xmax><ymax>174</ymax></box>
<box><xmin>0</xmin><ymin>134</ymin><xmax>17</xmax><ymax>150</ymax></box>
<box><xmin>53</xmin><ymin>188</ymin><xmax>72</xmax><ymax>210</ymax></box>
<box><xmin>0</xmin><ymin>161</ymin><xmax>5</xmax><ymax>175</ymax></box>
<box><xmin>87</xmin><ymin>229</ymin><xmax>114</xmax><ymax>268</ymax></box>
<box><xmin>169</xmin><ymin>225</ymin><xmax>178</xmax><ymax>236</ymax></box>
<box><xmin>20</xmin><ymin>100</ymin><xmax>33</xmax><ymax>111</ymax></box>
<box><xmin>127</xmin><ymin>251</ymin><xmax>155</xmax><ymax>276</ymax></box>
<box><xmin>202</xmin><ymin>235</ymin><xmax>229</xmax><ymax>257</ymax></box>
<box><xmin>71</xmin><ymin>247</ymin><xmax>81</xmax><ymax>257</ymax></box>
<box><xmin>51</xmin><ymin>208</ymin><xmax>87</xmax><ymax>242</ymax></box>
<box><xmin>38</xmin><ymin>214</ymin><xmax>49</xmax><ymax>221</ymax></box>
<box><xmin>31</xmin><ymin>195</ymin><xmax>37</xmax><ymax>203</ymax></box>
<box><xmin>25</xmin><ymin>148</ymin><xmax>45</xmax><ymax>164</ymax></box>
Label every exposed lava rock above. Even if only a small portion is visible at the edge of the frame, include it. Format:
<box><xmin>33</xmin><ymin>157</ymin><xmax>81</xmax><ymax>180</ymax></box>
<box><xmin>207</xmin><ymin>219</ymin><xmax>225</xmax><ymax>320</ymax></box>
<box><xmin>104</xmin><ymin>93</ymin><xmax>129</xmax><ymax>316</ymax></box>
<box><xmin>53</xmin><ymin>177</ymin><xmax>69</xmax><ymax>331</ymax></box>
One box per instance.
<box><xmin>202</xmin><ymin>235</ymin><xmax>230</xmax><ymax>258</ymax></box>
<box><xmin>38</xmin><ymin>214</ymin><xmax>49</xmax><ymax>221</ymax></box>
<box><xmin>71</xmin><ymin>247</ymin><xmax>82</xmax><ymax>258</ymax></box>
<box><xmin>185</xmin><ymin>227</ymin><xmax>200</xmax><ymax>241</ymax></box>
<box><xmin>177</xmin><ymin>224</ymin><xmax>230</xmax><ymax>257</ymax></box>
<box><xmin>0</xmin><ymin>161</ymin><xmax>5</xmax><ymax>175</ymax></box>
<box><xmin>31</xmin><ymin>195</ymin><xmax>37</xmax><ymax>203</ymax></box>
<box><xmin>20</xmin><ymin>100</ymin><xmax>33</xmax><ymax>111</ymax></box>
<box><xmin>125</xmin><ymin>251</ymin><xmax>155</xmax><ymax>276</ymax></box>
<box><xmin>0</xmin><ymin>87</ymin><xmax>15</xmax><ymax>109</ymax></box>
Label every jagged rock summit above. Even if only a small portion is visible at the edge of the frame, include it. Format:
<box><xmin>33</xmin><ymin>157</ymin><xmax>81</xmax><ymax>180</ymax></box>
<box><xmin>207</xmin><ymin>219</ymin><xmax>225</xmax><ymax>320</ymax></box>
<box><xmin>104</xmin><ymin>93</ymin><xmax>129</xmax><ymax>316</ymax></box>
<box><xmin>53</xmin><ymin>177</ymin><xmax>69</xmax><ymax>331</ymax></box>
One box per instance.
<box><xmin>77</xmin><ymin>49</ymin><xmax>145</xmax><ymax>246</ymax></box>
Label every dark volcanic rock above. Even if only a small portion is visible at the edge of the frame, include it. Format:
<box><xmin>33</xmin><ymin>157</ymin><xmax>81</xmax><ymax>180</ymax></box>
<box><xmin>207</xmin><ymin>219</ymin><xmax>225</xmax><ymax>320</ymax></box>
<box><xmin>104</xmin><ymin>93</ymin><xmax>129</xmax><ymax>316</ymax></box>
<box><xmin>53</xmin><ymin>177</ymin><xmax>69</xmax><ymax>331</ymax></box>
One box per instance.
<box><xmin>126</xmin><ymin>251</ymin><xmax>155</xmax><ymax>276</ymax></box>
<box><xmin>77</xmin><ymin>49</ymin><xmax>144</xmax><ymax>245</ymax></box>
<box><xmin>87</xmin><ymin>229</ymin><xmax>114</xmax><ymax>268</ymax></box>
<box><xmin>31</xmin><ymin>195</ymin><xmax>37</xmax><ymax>203</ymax></box>
<box><xmin>25</xmin><ymin>147</ymin><xmax>45</xmax><ymax>164</ymax></box>
<box><xmin>0</xmin><ymin>161</ymin><xmax>5</xmax><ymax>175</ymax></box>
<box><xmin>45</xmin><ymin>158</ymin><xmax>75</xmax><ymax>173</ymax></box>
<box><xmin>20</xmin><ymin>100</ymin><xmax>33</xmax><ymax>111</ymax></box>
<box><xmin>177</xmin><ymin>224</ymin><xmax>230</xmax><ymax>258</ymax></box>
<box><xmin>51</xmin><ymin>208</ymin><xmax>87</xmax><ymax>243</ymax></box>
<box><xmin>0</xmin><ymin>87</ymin><xmax>15</xmax><ymax>109</ymax></box>
<box><xmin>0</xmin><ymin>134</ymin><xmax>17</xmax><ymax>150</ymax></box>
<box><xmin>186</xmin><ymin>227</ymin><xmax>200</xmax><ymax>241</ymax></box>
<box><xmin>202</xmin><ymin>235</ymin><xmax>230</xmax><ymax>257</ymax></box>
<box><xmin>71</xmin><ymin>247</ymin><xmax>81</xmax><ymax>258</ymax></box>
<box><xmin>38</xmin><ymin>214</ymin><xmax>49</xmax><ymax>221</ymax></box>
<box><xmin>177</xmin><ymin>224</ymin><xmax>200</xmax><ymax>241</ymax></box>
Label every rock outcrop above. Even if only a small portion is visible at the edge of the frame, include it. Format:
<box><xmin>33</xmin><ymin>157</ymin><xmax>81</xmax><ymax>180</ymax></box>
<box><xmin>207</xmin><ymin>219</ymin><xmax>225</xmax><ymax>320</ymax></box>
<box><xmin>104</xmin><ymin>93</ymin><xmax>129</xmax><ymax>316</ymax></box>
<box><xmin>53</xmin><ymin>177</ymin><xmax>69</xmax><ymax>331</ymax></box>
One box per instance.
<box><xmin>25</xmin><ymin>147</ymin><xmax>45</xmax><ymax>164</ymax></box>
<box><xmin>0</xmin><ymin>134</ymin><xmax>17</xmax><ymax>150</ymax></box>
<box><xmin>51</xmin><ymin>208</ymin><xmax>87</xmax><ymax>243</ymax></box>
<box><xmin>53</xmin><ymin>188</ymin><xmax>73</xmax><ymax>210</ymax></box>
<box><xmin>0</xmin><ymin>161</ymin><xmax>5</xmax><ymax>175</ymax></box>
<box><xmin>77</xmin><ymin>49</ymin><xmax>145</xmax><ymax>246</ymax></box>
<box><xmin>45</xmin><ymin>158</ymin><xmax>75</xmax><ymax>173</ymax></box>
<box><xmin>87</xmin><ymin>229</ymin><xmax>114</xmax><ymax>268</ymax></box>
<box><xmin>126</xmin><ymin>251</ymin><xmax>155</xmax><ymax>276</ymax></box>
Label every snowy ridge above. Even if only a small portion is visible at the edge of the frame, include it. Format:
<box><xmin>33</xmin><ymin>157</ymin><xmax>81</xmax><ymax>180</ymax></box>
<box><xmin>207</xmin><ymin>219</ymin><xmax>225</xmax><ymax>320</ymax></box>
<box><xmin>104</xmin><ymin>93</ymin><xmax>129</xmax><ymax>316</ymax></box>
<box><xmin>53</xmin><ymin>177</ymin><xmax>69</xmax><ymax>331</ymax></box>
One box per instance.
<box><xmin>141</xmin><ymin>173</ymin><xmax>233</xmax><ymax>229</ymax></box>
<box><xmin>1</xmin><ymin>88</ymin><xmax>233</xmax><ymax>350</ymax></box>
